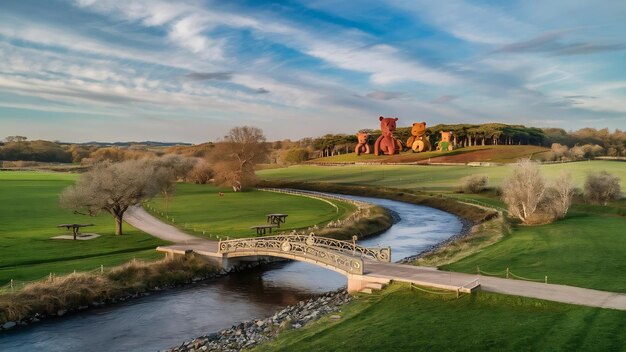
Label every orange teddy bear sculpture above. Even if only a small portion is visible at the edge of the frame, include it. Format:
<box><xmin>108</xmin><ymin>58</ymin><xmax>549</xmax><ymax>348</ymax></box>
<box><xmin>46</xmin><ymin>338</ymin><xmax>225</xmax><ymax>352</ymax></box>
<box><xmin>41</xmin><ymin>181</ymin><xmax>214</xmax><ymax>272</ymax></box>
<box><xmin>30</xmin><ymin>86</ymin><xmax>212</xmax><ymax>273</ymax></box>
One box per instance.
<box><xmin>374</xmin><ymin>116</ymin><xmax>403</xmax><ymax>156</ymax></box>
<box><xmin>355</xmin><ymin>132</ymin><xmax>371</xmax><ymax>155</ymax></box>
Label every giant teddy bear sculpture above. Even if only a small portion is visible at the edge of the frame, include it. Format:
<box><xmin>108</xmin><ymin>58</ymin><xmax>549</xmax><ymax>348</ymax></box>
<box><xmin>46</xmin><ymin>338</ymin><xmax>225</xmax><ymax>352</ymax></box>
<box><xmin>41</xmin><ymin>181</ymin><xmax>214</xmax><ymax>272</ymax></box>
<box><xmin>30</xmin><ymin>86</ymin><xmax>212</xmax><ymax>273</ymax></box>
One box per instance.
<box><xmin>374</xmin><ymin>116</ymin><xmax>403</xmax><ymax>156</ymax></box>
<box><xmin>355</xmin><ymin>131</ymin><xmax>371</xmax><ymax>155</ymax></box>
<box><xmin>406</xmin><ymin>122</ymin><xmax>432</xmax><ymax>153</ymax></box>
<box><xmin>436</xmin><ymin>131</ymin><xmax>454</xmax><ymax>151</ymax></box>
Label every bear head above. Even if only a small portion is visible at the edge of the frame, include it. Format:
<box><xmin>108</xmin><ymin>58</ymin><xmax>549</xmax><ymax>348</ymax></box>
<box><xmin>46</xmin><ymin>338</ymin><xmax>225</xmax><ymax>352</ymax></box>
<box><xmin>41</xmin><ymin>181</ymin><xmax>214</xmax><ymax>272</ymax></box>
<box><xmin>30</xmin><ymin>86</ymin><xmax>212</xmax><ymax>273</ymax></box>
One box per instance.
<box><xmin>411</xmin><ymin>122</ymin><xmax>427</xmax><ymax>137</ymax></box>
<box><xmin>440</xmin><ymin>131</ymin><xmax>452</xmax><ymax>142</ymax></box>
<box><xmin>357</xmin><ymin>132</ymin><xmax>369</xmax><ymax>144</ymax></box>
<box><xmin>379</xmin><ymin>116</ymin><xmax>398</xmax><ymax>136</ymax></box>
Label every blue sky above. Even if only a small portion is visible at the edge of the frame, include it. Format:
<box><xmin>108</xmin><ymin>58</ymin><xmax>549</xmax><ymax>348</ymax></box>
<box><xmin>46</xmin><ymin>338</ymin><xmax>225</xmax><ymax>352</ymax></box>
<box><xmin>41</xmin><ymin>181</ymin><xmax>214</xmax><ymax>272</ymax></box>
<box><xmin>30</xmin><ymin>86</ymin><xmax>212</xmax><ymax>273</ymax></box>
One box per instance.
<box><xmin>1</xmin><ymin>0</ymin><xmax>625</xmax><ymax>143</ymax></box>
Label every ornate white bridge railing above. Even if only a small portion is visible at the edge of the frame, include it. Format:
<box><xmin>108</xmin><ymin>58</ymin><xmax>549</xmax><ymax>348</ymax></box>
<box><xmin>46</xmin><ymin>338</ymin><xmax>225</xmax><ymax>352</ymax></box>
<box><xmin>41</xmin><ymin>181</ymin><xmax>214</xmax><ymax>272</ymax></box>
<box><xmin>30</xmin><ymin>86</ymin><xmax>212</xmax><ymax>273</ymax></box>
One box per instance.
<box><xmin>218</xmin><ymin>234</ymin><xmax>391</xmax><ymax>275</ymax></box>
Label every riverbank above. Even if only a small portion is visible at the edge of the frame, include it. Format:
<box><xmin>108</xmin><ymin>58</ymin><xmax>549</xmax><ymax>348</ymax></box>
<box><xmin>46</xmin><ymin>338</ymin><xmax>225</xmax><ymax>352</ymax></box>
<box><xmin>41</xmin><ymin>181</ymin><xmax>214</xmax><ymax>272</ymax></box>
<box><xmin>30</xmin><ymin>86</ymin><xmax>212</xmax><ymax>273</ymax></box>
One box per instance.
<box><xmin>169</xmin><ymin>289</ymin><xmax>352</xmax><ymax>352</ymax></box>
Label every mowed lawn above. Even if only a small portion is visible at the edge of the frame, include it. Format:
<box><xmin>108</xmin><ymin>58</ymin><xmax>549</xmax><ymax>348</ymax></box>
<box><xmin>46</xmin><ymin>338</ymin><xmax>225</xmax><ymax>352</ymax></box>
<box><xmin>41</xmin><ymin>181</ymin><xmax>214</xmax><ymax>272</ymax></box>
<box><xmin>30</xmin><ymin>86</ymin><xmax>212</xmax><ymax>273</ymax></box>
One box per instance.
<box><xmin>254</xmin><ymin>283</ymin><xmax>626</xmax><ymax>352</ymax></box>
<box><xmin>258</xmin><ymin>160</ymin><xmax>626</xmax><ymax>191</ymax></box>
<box><xmin>0</xmin><ymin>171</ymin><xmax>167</xmax><ymax>284</ymax></box>
<box><xmin>147</xmin><ymin>183</ymin><xmax>356</xmax><ymax>239</ymax></box>
<box><xmin>445</xmin><ymin>212</ymin><xmax>626</xmax><ymax>292</ymax></box>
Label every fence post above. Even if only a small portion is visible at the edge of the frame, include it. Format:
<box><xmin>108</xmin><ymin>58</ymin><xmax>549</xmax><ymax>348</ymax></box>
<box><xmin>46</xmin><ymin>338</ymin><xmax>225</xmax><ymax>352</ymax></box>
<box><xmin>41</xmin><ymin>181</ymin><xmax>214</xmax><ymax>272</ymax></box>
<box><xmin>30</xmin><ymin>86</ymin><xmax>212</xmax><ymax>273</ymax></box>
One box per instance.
<box><xmin>49</xmin><ymin>272</ymin><xmax>52</xmax><ymax>281</ymax></box>
<box><xmin>10</xmin><ymin>279</ymin><xmax>13</xmax><ymax>291</ymax></box>
<box><xmin>101</xmin><ymin>265</ymin><xmax>104</xmax><ymax>274</ymax></box>
<box><xmin>506</xmin><ymin>267</ymin><xmax>509</xmax><ymax>279</ymax></box>
<box><xmin>545</xmin><ymin>276</ymin><xmax>548</xmax><ymax>284</ymax></box>
<box><xmin>476</xmin><ymin>266</ymin><xmax>480</xmax><ymax>275</ymax></box>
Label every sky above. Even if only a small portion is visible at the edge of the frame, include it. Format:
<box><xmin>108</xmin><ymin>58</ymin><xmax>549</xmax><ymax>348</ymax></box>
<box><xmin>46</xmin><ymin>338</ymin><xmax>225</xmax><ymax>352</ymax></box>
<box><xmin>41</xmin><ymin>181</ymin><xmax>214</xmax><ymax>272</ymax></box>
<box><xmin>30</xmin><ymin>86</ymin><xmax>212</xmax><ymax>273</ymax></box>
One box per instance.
<box><xmin>1</xmin><ymin>0</ymin><xmax>625</xmax><ymax>143</ymax></box>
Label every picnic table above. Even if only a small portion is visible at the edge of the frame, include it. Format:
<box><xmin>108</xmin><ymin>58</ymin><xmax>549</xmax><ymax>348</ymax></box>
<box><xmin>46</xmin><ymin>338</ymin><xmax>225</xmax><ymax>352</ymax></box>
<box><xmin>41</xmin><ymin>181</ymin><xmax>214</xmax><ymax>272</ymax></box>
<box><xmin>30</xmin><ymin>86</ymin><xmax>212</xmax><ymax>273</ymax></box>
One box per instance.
<box><xmin>266</xmin><ymin>214</ymin><xmax>288</xmax><ymax>228</ymax></box>
<box><xmin>57</xmin><ymin>223</ymin><xmax>94</xmax><ymax>240</ymax></box>
<box><xmin>250</xmin><ymin>224</ymin><xmax>278</xmax><ymax>236</ymax></box>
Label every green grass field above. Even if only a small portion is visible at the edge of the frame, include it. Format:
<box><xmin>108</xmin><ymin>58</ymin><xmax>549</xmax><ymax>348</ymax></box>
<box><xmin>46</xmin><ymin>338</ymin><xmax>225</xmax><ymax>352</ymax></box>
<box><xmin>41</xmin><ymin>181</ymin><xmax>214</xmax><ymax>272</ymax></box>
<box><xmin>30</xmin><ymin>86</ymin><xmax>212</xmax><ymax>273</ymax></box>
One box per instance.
<box><xmin>0</xmin><ymin>171</ymin><xmax>167</xmax><ymax>284</ymax></box>
<box><xmin>258</xmin><ymin>160</ymin><xmax>626</xmax><ymax>191</ymax></box>
<box><xmin>254</xmin><ymin>283</ymin><xmax>626</xmax><ymax>352</ymax></box>
<box><xmin>146</xmin><ymin>184</ymin><xmax>356</xmax><ymax>239</ymax></box>
<box><xmin>444</xmin><ymin>211</ymin><xmax>626</xmax><ymax>292</ymax></box>
<box><xmin>308</xmin><ymin>145</ymin><xmax>550</xmax><ymax>164</ymax></box>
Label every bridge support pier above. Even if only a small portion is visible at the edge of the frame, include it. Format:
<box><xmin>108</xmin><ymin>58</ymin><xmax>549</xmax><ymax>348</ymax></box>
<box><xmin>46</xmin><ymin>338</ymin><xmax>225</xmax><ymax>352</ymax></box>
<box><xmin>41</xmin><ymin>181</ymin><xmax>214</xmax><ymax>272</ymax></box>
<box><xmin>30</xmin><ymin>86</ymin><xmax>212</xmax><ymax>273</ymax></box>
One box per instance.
<box><xmin>346</xmin><ymin>275</ymin><xmax>390</xmax><ymax>294</ymax></box>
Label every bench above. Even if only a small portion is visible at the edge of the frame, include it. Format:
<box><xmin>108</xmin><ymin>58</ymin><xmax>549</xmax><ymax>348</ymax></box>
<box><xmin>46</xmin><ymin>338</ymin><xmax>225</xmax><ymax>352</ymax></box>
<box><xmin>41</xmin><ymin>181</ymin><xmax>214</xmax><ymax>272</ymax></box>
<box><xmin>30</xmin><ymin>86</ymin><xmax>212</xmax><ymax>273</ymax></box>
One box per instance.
<box><xmin>266</xmin><ymin>214</ymin><xmax>288</xmax><ymax>228</ymax></box>
<box><xmin>250</xmin><ymin>224</ymin><xmax>278</xmax><ymax>236</ymax></box>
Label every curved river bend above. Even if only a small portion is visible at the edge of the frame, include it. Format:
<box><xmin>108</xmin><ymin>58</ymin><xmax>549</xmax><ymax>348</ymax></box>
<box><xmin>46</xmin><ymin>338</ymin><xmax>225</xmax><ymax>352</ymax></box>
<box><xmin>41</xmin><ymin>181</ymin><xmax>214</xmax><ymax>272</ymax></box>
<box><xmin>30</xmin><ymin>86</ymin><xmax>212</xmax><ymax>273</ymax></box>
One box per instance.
<box><xmin>0</xmin><ymin>195</ymin><xmax>462</xmax><ymax>352</ymax></box>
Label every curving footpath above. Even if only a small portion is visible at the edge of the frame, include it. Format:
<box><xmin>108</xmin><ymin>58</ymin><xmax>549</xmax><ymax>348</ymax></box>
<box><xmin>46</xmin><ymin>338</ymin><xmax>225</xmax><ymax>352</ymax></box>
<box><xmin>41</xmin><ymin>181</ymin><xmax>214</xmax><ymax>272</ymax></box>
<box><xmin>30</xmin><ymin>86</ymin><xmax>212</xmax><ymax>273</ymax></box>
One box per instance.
<box><xmin>126</xmin><ymin>206</ymin><xmax>626</xmax><ymax>311</ymax></box>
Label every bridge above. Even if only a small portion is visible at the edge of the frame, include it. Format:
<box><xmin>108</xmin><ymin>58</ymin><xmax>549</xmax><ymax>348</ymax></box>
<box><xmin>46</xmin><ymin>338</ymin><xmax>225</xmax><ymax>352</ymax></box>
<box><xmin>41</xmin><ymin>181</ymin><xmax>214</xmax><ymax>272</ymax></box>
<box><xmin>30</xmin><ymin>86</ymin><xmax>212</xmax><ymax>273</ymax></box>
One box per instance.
<box><xmin>155</xmin><ymin>232</ymin><xmax>482</xmax><ymax>294</ymax></box>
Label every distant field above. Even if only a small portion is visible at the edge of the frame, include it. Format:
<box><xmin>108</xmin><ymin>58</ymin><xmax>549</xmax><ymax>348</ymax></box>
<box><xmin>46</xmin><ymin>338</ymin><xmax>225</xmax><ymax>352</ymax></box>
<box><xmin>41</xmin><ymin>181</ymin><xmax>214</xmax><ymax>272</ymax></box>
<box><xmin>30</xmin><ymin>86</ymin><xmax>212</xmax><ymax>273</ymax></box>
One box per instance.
<box><xmin>0</xmin><ymin>171</ymin><xmax>167</xmax><ymax>284</ymax></box>
<box><xmin>258</xmin><ymin>160</ymin><xmax>626</xmax><ymax>191</ymax></box>
<box><xmin>147</xmin><ymin>184</ymin><xmax>356</xmax><ymax>239</ymax></box>
<box><xmin>308</xmin><ymin>145</ymin><xmax>550</xmax><ymax>164</ymax></box>
<box><xmin>254</xmin><ymin>283</ymin><xmax>626</xmax><ymax>352</ymax></box>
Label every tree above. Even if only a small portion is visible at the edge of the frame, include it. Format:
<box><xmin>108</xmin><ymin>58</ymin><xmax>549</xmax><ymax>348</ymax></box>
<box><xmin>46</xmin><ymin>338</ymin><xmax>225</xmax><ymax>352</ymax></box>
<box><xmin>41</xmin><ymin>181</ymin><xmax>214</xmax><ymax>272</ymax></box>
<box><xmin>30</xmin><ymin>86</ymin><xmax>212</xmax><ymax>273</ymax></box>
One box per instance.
<box><xmin>153</xmin><ymin>155</ymin><xmax>195</xmax><ymax>213</ymax></box>
<box><xmin>60</xmin><ymin>160</ymin><xmax>172</xmax><ymax>235</ymax></box>
<box><xmin>210</xmin><ymin>126</ymin><xmax>269</xmax><ymax>191</ymax></box>
<box><xmin>5</xmin><ymin>136</ymin><xmax>27</xmax><ymax>143</ymax></box>
<box><xmin>501</xmin><ymin>159</ymin><xmax>547</xmax><ymax>224</ymax></box>
<box><xmin>551</xmin><ymin>171</ymin><xmax>574</xmax><ymax>218</ymax></box>
<box><xmin>584</xmin><ymin>171</ymin><xmax>622</xmax><ymax>205</ymax></box>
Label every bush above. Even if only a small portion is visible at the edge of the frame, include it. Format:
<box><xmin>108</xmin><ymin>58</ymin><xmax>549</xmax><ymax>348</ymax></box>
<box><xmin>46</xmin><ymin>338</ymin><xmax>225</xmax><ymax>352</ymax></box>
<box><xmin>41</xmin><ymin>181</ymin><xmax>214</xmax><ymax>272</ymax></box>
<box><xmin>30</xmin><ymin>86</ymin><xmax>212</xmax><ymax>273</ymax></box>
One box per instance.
<box><xmin>185</xmin><ymin>160</ymin><xmax>213</xmax><ymax>184</ymax></box>
<box><xmin>459</xmin><ymin>175</ymin><xmax>488</xmax><ymax>193</ymax></box>
<box><xmin>584</xmin><ymin>171</ymin><xmax>622</xmax><ymax>205</ymax></box>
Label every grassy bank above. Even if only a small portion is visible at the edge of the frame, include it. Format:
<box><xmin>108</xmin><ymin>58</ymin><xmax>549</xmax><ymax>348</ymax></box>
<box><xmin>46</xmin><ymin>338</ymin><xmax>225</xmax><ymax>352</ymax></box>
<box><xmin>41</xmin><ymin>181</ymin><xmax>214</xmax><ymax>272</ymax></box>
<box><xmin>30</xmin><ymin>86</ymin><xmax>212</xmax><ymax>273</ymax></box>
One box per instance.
<box><xmin>258</xmin><ymin>181</ymin><xmax>497</xmax><ymax>224</ymax></box>
<box><xmin>0</xmin><ymin>255</ymin><xmax>217</xmax><ymax>324</ymax></box>
<box><xmin>444</xmin><ymin>211</ymin><xmax>626</xmax><ymax>292</ymax></box>
<box><xmin>253</xmin><ymin>283</ymin><xmax>626</xmax><ymax>352</ymax></box>
<box><xmin>0</xmin><ymin>171</ymin><xmax>167</xmax><ymax>284</ymax></box>
<box><xmin>146</xmin><ymin>184</ymin><xmax>357</xmax><ymax>239</ymax></box>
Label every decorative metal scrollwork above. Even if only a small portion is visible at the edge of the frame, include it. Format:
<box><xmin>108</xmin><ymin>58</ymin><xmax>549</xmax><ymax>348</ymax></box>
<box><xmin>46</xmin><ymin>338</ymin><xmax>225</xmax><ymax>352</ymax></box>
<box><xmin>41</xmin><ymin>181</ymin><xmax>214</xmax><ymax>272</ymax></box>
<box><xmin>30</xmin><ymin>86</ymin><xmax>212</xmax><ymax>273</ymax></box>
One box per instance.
<box><xmin>217</xmin><ymin>234</ymin><xmax>391</xmax><ymax>275</ymax></box>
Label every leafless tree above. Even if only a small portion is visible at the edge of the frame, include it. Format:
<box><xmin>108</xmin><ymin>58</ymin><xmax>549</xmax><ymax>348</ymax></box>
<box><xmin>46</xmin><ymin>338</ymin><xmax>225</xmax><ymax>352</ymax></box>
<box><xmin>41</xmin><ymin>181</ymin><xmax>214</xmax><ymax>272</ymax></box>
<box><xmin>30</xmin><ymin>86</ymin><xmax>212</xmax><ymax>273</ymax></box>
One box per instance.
<box><xmin>459</xmin><ymin>174</ymin><xmax>488</xmax><ymax>193</ymax></box>
<box><xmin>501</xmin><ymin>159</ymin><xmax>548</xmax><ymax>224</ymax></box>
<box><xmin>60</xmin><ymin>159</ymin><xmax>171</xmax><ymax>235</ymax></box>
<box><xmin>210</xmin><ymin>126</ymin><xmax>269</xmax><ymax>191</ymax></box>
<box><xmin>584</xmin><ymin>171</ymin><xmax>622</xmax><ymax>205</ymax></box>
<box><xmin>153</xmin><ymin>155</ymin><xmax>196</xmax><ymax>213</ymax></box>
<box><xmin>551</xmin><ymin>171</ymin><xmax>574</xmax><ymax>218</ymax></box>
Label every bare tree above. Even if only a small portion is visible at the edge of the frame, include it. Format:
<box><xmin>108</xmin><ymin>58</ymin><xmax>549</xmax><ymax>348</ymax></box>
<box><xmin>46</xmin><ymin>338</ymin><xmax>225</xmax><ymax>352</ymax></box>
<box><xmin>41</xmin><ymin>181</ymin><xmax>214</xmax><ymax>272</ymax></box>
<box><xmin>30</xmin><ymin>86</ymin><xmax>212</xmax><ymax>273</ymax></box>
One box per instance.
<box><xmin>210</xmin><ymin>126</ymin><xmax>269</xmax><ymax>191</ymax></box>
<box><xmin>551</xmin><ymin>171</ymin><xmax>574</xmax><ymax>218</ymax></box>
<box><xmin>584</xmin><ymin>171</ymin><xmax>622</xmax><ymax>205</ymax></box>
<box><xmin>185</xmin><ymin>159</ymin><xmax>214</xmax><ymax>184</ymax></box>
<box><xmin>153</xmin><ymin>155</ymin><xmax>195</xmax><ymax>213</ymax></box>
<box><xmin>501</xmin><ymin>159</ymin><xmax>547</xmax><ymax>224</ymax></box>
<box><xmin>60</xmin><ymin>159</ymin><xmax>171</xmax><ymax>235</ymax></box>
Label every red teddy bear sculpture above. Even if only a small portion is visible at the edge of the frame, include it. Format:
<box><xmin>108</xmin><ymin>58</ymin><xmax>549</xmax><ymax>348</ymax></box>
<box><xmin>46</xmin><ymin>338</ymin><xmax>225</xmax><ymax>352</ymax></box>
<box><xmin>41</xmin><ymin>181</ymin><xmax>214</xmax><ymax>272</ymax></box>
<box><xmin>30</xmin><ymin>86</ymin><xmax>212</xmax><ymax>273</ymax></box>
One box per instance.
<box><xmin>374</xmin><ymin>116</ymin><xmax>403</xmax><ymax>156</ymax></box>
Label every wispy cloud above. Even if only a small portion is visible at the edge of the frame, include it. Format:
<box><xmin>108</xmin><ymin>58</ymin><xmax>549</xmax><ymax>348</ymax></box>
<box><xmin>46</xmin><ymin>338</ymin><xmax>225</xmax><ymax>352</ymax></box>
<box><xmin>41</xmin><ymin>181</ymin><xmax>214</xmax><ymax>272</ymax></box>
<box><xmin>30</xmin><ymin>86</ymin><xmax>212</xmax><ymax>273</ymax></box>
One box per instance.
<box><xmin>366</xmin><ymin>91</ymin><xmax>406</xmax><ymax>100</ymax></box>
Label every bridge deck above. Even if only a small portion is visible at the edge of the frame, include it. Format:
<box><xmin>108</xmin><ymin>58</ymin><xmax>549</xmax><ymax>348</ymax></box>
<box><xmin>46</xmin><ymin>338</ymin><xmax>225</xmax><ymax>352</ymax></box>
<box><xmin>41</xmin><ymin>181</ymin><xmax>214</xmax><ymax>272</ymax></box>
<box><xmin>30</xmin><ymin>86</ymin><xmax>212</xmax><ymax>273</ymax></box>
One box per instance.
<box><xmin>363</xmin><ymin>261</ymin><xmax>480</xmax><ymax>293</ymax></box>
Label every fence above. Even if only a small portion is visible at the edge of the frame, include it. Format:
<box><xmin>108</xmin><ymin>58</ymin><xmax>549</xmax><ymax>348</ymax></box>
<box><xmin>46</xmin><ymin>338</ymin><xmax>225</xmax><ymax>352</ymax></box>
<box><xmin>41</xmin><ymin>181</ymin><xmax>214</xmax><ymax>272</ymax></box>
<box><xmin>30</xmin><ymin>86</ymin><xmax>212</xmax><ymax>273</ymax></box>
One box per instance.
<box><xmin>477</xmin><ymin>266</ymin><xmax>548</xmax><ymax>284</ymax></box>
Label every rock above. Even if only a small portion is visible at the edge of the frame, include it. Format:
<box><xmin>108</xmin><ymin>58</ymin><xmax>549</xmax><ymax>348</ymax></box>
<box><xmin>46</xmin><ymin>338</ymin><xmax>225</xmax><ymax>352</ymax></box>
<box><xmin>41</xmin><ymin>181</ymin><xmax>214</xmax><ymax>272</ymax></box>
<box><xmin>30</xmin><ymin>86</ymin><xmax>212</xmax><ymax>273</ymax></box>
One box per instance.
<box><xmin>57</xmin><ymin>309</ymin><xmax>67</xmax><ymax>317</ymax></box>
<box><xmin>256</xmin><ymin>320</ymin><xmax>265</xmax><ymax>327</ymax></box>
<box><xmin>329</xmin><ymin>315</ymin><xmax>341</xmax><ymax>321</ymax></box>
<box><xmin>2</xmin><ymin>321</ymin><xmax>17</xmax><ymax>329</ymax></box>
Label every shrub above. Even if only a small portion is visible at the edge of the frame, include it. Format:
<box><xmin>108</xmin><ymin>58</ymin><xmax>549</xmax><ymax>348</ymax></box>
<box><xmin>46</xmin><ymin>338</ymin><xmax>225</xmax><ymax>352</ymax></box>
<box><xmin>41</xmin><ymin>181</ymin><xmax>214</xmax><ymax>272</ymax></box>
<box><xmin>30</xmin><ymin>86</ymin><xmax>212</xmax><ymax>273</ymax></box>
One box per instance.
<box><xmin>459</xmin><ymin>174</ymin><xmax>488</xmax><ymax>193</ymax></box>
<box><xmin>185</xmin><ymin>160</ymin><xmax>213</xmax><ymax>184</ymax></box>
<box><xmin>584</xmin><ymin>171</ymin><xmax>622</xmax><ymax>205</ymax></box>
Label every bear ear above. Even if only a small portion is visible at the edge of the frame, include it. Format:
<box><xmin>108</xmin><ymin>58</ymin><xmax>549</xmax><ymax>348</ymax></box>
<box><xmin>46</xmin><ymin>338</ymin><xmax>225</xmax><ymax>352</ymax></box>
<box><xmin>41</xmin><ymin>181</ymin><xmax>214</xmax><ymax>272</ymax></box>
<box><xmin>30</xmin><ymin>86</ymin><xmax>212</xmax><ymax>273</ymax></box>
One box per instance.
<box><xmin>394</xmin><ymin>118</ymin><xmax>398</xmax><ymax>121</ymax></box>
<box><xmin>412</xmin><ymin>123</ymin><xmax>418</xmax><ymax>126</ymax></box>
<box><xmin>421</xmin><ymin>122</ymin><xmax>426</xmax><ymax>125</ymax></box>
<box><xmin>379</xmin><ymin>116</ymin><xmax>384</xmax><ymax>121</ymax></box>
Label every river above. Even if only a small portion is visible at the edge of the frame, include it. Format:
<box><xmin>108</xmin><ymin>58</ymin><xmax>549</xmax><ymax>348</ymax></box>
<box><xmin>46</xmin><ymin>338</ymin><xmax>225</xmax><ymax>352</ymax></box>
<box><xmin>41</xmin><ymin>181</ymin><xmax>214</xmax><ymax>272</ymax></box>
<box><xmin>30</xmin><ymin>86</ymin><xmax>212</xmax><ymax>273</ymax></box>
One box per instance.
<box><xmin>0</xmin><ymin>195</ymin><xmax>462</xmax><ymax>352</ymax></box>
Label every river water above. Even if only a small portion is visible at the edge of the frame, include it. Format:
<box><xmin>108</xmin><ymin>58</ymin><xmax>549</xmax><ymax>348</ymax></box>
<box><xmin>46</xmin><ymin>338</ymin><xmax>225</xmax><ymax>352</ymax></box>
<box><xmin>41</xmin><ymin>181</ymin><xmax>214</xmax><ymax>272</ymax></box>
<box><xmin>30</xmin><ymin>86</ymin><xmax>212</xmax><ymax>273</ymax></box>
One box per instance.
<box><xmin>0</xmin><ymin>195</ymin><xmax>462</xmax><ymax>352</ymax></box>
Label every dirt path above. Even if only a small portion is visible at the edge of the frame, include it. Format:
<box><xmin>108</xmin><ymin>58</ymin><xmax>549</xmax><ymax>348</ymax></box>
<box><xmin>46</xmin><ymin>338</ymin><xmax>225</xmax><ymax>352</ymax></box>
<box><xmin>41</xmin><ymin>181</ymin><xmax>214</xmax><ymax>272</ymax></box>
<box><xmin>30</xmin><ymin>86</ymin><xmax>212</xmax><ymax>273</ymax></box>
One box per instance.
<box><xmin>125</xmin><ymin>206</ymin><xmax>205</xmax><ymax>243</ymax></box>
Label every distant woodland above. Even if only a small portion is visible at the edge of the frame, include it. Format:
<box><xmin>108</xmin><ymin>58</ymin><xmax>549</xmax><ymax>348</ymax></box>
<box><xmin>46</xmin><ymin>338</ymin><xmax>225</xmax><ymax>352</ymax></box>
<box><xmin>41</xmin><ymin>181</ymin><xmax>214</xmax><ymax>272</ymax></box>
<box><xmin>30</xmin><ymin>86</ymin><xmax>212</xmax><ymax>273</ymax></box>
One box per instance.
<box><xmin>1</xmin><ymin>123</ymin><xmax>625</xmax><ymax>166</ymax></box>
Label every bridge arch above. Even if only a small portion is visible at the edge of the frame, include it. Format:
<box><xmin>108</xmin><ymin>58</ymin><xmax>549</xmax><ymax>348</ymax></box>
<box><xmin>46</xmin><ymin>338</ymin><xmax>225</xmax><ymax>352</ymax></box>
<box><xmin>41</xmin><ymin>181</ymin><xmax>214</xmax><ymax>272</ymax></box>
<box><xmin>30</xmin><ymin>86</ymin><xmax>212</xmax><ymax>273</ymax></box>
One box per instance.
<box><xmin>217</xmin><ymin>234</ymin><xmax>391</xmax><ymax>276</ymax></box>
